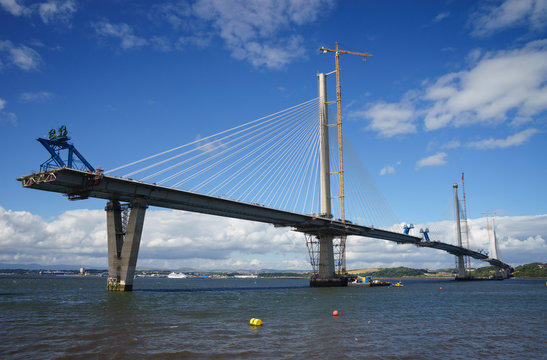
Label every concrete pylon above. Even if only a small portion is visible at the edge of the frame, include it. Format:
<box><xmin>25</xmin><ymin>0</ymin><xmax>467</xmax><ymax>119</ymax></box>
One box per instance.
<box><xmin>106</xmin><ymin>198</ymin><xmax>147</xmax><ymax>291</ymax></box>
<box><xmin>317</xmin><ymin>73</ymin><xmax>334</xmax><ymax>283</ymax></box>
<box><xmin>318</xmin><ymin>73</ymin><xmax>331</xmax><ymax>217</ymax></box>
<box><xmin>309</xmin><ymin>73</ymin><xmax>346</xmax><ymax>287</ymax></box>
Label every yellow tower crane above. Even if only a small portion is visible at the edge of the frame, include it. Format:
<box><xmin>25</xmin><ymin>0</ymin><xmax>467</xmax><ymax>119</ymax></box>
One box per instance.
<box><xmin>319</xmin><ymin>43</ymin><xmax>372</xmax><ymax>273</ymax></box>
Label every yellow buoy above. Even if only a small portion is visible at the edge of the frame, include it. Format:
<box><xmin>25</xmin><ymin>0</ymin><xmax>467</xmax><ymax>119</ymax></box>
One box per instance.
<box><xmin>250</xmin><ymin>318</ymin><xmax>263</xmax><ymax>326</ymax></box>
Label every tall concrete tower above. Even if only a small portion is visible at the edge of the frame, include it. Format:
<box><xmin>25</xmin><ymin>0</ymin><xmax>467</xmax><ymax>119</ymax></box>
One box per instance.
<box><xmin>306</xmin><ymin>73</ymin><xmax>348</xmax><ymax>286</ymax></box>
<box><xmin>314</xmin><ymin>73</ymin><xmax>336</xmax><ymax>284</ymax></box>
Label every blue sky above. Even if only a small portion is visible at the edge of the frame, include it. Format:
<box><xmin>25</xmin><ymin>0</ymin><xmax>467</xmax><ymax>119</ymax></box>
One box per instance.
<box><xmin>1</xmin><ymin>0</ymin><xmax>546</xmax><ymax>270</ymax></box>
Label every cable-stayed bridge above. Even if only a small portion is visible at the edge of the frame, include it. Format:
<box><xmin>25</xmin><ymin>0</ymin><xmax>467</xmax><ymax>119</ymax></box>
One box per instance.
<box><xmin>18</xmin><ymin>76</ymin><xmax>513</xmax><ymax>291</ymax></box>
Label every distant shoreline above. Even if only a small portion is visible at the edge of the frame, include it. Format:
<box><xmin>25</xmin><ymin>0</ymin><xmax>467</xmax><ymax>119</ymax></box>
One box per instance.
<box><xmin>1</xmin><ymin>262</ymin><xmax>545</xmax><ymax>279</ymax></box>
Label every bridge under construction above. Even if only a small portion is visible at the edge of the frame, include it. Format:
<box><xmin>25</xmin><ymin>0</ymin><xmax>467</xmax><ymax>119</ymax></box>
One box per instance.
<box><xmin>19</xmin><ymin>165</ymin><xmax>513</xmax><ymax>290</ymax></box>
<box><xmin>17</xmin><ymin>44</ymin><xmax>513</xmax><ymax>290</ymax></box>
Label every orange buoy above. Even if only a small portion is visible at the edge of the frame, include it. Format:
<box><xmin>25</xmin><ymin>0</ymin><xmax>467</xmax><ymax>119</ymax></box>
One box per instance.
<box><xmin>440</xmin><ymin>287</ymin><xmax>443</xmax><ymax>290</ymax></box>
<box><xmin>332</xmin><ymin>310</ymin><xmax>339</xmax><ymax>317</ymax></box>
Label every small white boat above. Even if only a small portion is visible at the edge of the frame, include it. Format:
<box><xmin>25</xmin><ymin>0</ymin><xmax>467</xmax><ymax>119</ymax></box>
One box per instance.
<box><xmin>167</xmin><ymin>272</ymin><xmax>188</xmax><ymax>279</ymax></box>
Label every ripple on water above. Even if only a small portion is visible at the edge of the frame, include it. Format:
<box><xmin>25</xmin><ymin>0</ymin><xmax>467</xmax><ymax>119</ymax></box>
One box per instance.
<box><xmin>0</xmin><ymin>277</ymin><xmax>545</xmax><ymax>359</ymax></box>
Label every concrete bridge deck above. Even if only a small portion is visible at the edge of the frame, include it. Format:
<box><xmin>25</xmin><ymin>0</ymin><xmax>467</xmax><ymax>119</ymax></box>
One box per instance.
<box><xmin>18</xmin><ymin>167</ymin><xmax>513</xmax><ymax>273</ymax></box>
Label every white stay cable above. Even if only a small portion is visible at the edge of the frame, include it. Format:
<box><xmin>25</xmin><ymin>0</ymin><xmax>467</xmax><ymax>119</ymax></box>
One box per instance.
<box><xmin>234</xmin><ymin>113</ymin><xmax>315</xmax><ymax>203</ymax></box>
<box><xmin>179</xmin><ymin>112</ymin><xmax>303</xmax><ymax>190</ymax></box>
<box><xmin>106</xmin><ymin>97</ymin><xmax>318</xmax><ymax>175</ymax></box>
<box><xmin>258</xmin><ymin>114</ymin><xmax>317</xmax><ymax>208</ymax></box>
<box><xmin>226</xmin><ymin>106</ymin><xmax>317</xmax><ymax>204</ymax></box>
<box><xmin>192</xmin><ymin>106</ymin><xmax>311</xmax><ymax>194</ymax></box>
<box><xmin>290</xmin><ymin>123</ymin><xmax>319</xmax><ymax>213</ymax></box>
<box><xmin>150</xmin><ymin>106</ymin><xmax>304</xmax><ymax>185</ymax></box>
<box><xmin>267</xmin><ymin>118</ymin><xmax>317</xmax><ymax>210</ymax></box>
<box><xmin>124</xmin><ymin>98</ymin><xmax>316</xmax><ymax>180</ymax></box>
<box><xmin>303</xmin><ymin>138</ymin><xmax>320</xmax><ymax>214</ymax></box>
<box><xmin>278</xmin><ymin>118</ymin><xmax>319</xmax><ymax>211</ymax></box>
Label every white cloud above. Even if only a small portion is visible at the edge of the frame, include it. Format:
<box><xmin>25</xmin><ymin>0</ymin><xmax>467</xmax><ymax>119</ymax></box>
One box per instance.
<box><xmin>353</xmin><ymin>101</ymin><xmax>416</xmax><ymax>137</ymax></box>
<box><xmin>150</xmin><ymin>36</ymin><xmax>172</xmax><ymax>52</ymax></box>
<box><xmin>467</xmin><ymin>128</ymin><xmax>540</xmax><ymax>149</ymax></box>
<box><xmin>0</xmin><ymin>0</ymin><xmax>76</xmax><ymax>23</ymax></box>
<box><xmin>19</xmin><ymin>91</ymin><xmax>54</xmax><ymax>102</ymax></box>
<box><xmin>416</xmin><ymin>152</ymin><xmax>447</xmax><ymax>169</ymax></box>
<box><xmin>344</xmin><ymin>214</ymin><xmax>547</xmax><ymax>269</ymax></box>
<box><xmin>360</xmin><ymin>40</ymin><xmax>547</xmax><ymax>137</ymax></box>
<box><xmin>0</xmin><ymin>207</ymin><xmax>307</xmax><ymax>270</ymax></box>
<box><xmin>423</xmin><ymin>40</ymin><xmax>547</xmax><ymax>130</ymax></box>
<box><xmin>0</xmin><ymin>40</ymin><xmax>42</xmax><ymax>71</ymax></box>
<box><xmin>433</xmin><ymin>12</ymin><xmax>449</xmax><ymax>23</ymax></box>
<box><xmin>354</xmin><ymin>39</ymin><xmax>547</xmax><ymax>138</ymax></box>
<box><xmin>380</xmin><ymin>165</ymin><xmax>395</xmax><ymax>176</ymax></box>
<box><xmin>470</xmin><ymin>0</ymin><xmax>547</xmax><ymax>37</ymax></box>
<box><xmin>10</xmin><ymin>44</ymin><xmax>42</xmax><ymax>70</ymax></box>
<box><xmin>93</xmin><ymin>21</ymin><xmax>148</xmax><ymax>50</ymax></box>
<box><xmin>38</xmin><ymin>0</ymin><xmax>77</xmax><ymax>24</ymax></box>
<box><xmin>191</xmin><ymin>0</ymin><xmax>332</xmax><ymax>69</ymax></box>
<box><xmin>379</xmin><ymin>161</ymin><xmax>401</xmax><ymax>176</ymax></box>
<box><xmin>404</xmin><ymin>215</ymin><xmax>547</xmax><ymax>266</ymax></box>
<box><xmin>441</xmin><ymin>140</ymin><xmax>461</xmax><ymax>149</ymax></box>
<box><xmin>151</xmin><ymin>1</ymin><xmax>193</xmax><ymax>30</ymax></box>
<box><xmin>28</xmin><ymin>0</ymin><xmax>331</xmax><ymax>67</ymax></box>
<box><xmin>0</xmin><ymin>0</ymin><xmax>27</xmax><ymax>16</ymax></box>
<box><xmin>0</xmin><ymin>111</ymin><xmax>16</xmax><ymax>126</ymax></box>
<box><xmin>0</xmin><ymin>97</ymin><xmax>17</xmax><ymax>126</ymax></box>
<box><xmin>229</xmin><ymin>35</ymin><xmax>306</xmax><ymax>69</ymax></box>
<box><xmin>0</xmin><ymin>206</ymin><xmax>545</xmax><ymax>270</ymax></box>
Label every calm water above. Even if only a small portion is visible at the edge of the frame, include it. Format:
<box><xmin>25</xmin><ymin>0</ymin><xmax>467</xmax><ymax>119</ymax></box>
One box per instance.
<box><xmin>0</xmin><ymin>277</ymin><xmax>545</xmax><ymax>359</ymax></box>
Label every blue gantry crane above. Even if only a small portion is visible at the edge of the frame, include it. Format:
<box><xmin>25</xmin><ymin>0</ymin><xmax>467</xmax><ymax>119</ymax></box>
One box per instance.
<box><xmin>37</xmin><ymin>126</ymin><xmax>95</xmax><ymax>172</ymax></box>
<box><xmin>403</xmin><ymin>224</ymin><xmax>414</xmax><ymax>234</ymax></box>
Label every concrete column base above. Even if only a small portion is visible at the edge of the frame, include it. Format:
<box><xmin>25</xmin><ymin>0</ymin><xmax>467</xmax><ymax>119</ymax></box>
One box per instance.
<box><xmin>456</xmin><ymin>255</ymin><xmax>466</xmax><ymax>279</ymax></box>
<box><xmin>310</xmin><ymin>277</ymin><xmax>348</xmax><ymax>287</ymax></box>
<box><xmin>317</xmin><ymin>234</ymin><xmax>335</xmax><ymax>279</ymax></box>
<box><xmin>107</xmin><ymin>278</ymin><xmax>133</xmax><ymax>291</ymax></box>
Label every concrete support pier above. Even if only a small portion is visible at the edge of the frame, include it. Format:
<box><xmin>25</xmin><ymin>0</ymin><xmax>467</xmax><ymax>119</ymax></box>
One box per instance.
<box><xmin>106</xmin><ymin>198</ymin><xmax>147</xmax><ymax>291</ymax></box>
<box><xmin>310</xmin><ymin>233</ymin><xmax>347</xmax><ymax>286</ymax></box>
<box><xmin>318</xmin><ymin>234</ymin><xmax>335</xmax><ymax>278</ymax></box>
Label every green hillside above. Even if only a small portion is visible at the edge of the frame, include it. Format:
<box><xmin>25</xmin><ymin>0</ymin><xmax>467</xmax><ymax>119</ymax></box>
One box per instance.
<box><xmin>513</xmin><ymin>263</ymin><xmax>547</xmax><ymax>278</ymax></box>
